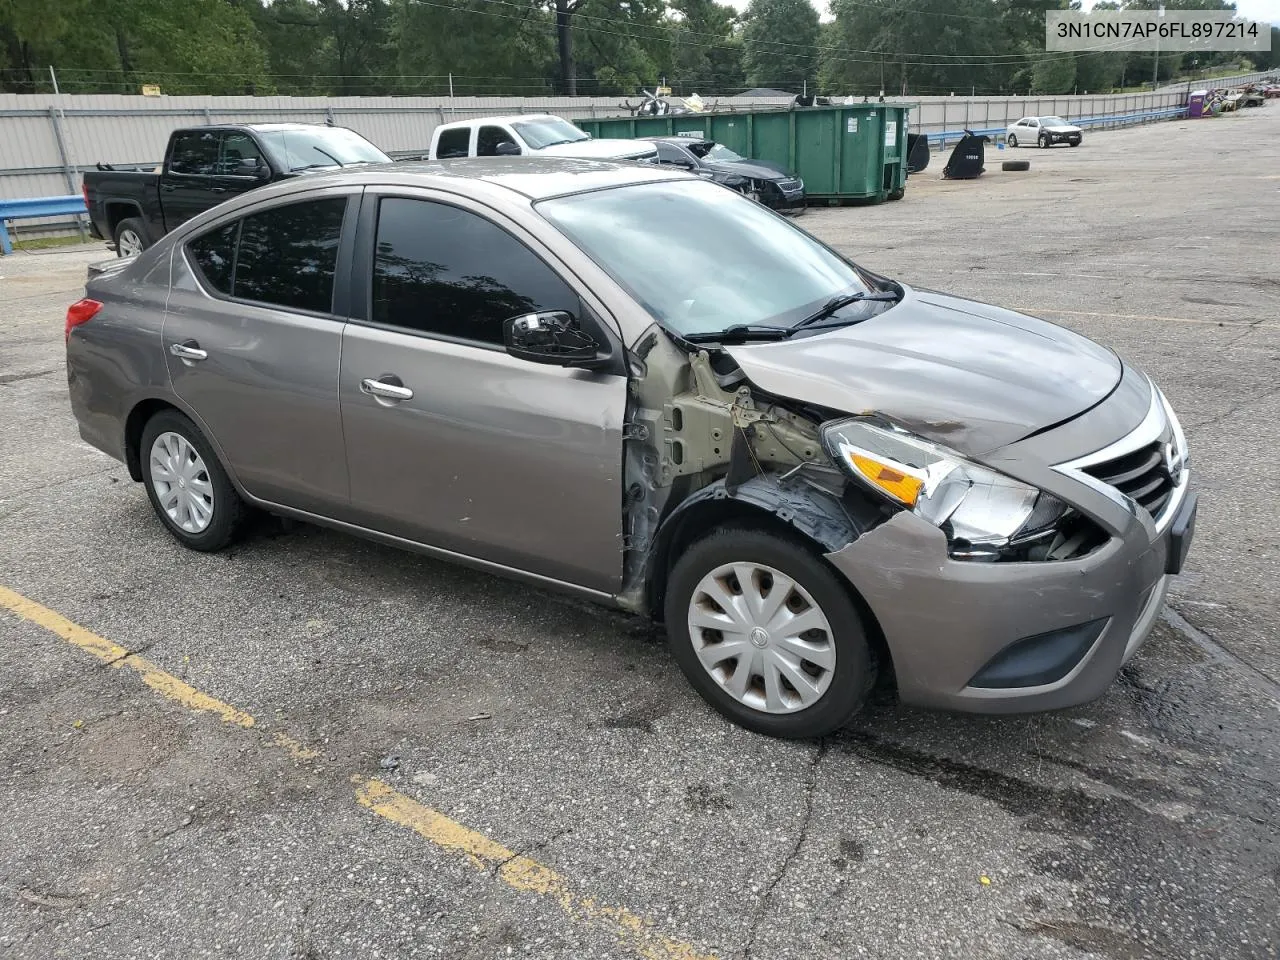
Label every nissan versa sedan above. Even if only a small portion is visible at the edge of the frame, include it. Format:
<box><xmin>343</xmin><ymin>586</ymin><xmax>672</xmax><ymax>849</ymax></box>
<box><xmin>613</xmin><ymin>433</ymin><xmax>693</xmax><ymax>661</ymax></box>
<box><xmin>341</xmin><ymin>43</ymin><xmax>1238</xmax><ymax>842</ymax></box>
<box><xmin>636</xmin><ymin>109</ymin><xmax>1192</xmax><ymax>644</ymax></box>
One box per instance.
<box><xmin>65</xmin><ymin>159</ymin><xmax>1195</xmax><ymax>738</ymax></box>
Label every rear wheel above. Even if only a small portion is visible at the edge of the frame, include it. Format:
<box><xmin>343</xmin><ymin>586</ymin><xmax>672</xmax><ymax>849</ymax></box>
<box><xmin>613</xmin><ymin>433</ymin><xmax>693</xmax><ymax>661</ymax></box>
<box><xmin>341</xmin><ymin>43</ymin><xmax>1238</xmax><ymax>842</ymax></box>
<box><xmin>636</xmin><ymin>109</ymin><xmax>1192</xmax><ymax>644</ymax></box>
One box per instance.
<box><xmin>664</xmin><ymin>528</ymin><xmax>875</xmax><ymax>738</ymax></box>
<box><xmin>140</xmin><ymin>409</ymin><xmax>247</xmax><ymax>551</ymax></box>
<box><xmin>113</xmin><ymin>217</ymin><xmax>147</xmax><ymax>258</ymax></box>
<box><xmin>1007</xmin><ymin>133</ymin><xmax>1019</xmax><ymax>148</ymax></box>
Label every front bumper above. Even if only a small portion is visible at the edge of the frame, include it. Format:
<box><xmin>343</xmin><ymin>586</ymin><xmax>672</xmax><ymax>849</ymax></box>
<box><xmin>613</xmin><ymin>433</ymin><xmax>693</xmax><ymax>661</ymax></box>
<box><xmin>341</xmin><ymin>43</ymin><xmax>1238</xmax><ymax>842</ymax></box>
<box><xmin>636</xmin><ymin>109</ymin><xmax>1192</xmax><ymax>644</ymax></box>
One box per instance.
<box><xmin>1048</xmin><ymin>132</ymin><xmax>1082</xmax><ymax>145</ymax></box>
<box><xmin>825</xmin><ymin>487</ymin><xmax>1191</xmax><ymax>712</ymax></box>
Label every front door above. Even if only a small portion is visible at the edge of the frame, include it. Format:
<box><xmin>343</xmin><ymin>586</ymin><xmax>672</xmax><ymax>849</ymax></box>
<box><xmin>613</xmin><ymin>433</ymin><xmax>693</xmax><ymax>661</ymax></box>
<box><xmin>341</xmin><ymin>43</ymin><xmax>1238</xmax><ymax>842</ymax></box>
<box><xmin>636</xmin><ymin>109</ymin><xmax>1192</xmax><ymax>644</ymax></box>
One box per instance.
<box><xmin>162</xmin><ymin>190</ymin><xmax>355</xmax><ymax>514</ymax></box>
<box><xmin>208</xmin><ymin>130</ymin><xmax>269</xmax><ymax>205</ymax></box>
<box><xmin>339</xmin><ymin>193</ymin><xmax>627</xmax><ymax>593</ymax></box>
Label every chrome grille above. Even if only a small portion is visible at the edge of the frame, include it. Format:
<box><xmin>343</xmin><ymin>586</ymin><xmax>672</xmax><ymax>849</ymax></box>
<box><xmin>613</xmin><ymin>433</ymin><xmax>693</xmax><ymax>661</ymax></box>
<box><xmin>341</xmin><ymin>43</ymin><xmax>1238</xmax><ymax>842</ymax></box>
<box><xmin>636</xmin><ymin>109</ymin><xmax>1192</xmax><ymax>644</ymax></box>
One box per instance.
<box><xmin>1081</xmin><ymin>440</ymin><xmax>1174</xmax><ymax>520</ymax></box>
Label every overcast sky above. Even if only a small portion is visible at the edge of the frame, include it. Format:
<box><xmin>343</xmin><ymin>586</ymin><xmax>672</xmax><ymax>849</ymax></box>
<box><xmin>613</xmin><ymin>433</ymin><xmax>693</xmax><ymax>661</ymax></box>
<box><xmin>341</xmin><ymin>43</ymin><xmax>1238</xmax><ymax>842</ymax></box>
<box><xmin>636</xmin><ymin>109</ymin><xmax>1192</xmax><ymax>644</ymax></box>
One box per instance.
<box><xmin>723</xmin><ymin>0</ymin><xmax>1279</xmax><ymax>28</ymax></box>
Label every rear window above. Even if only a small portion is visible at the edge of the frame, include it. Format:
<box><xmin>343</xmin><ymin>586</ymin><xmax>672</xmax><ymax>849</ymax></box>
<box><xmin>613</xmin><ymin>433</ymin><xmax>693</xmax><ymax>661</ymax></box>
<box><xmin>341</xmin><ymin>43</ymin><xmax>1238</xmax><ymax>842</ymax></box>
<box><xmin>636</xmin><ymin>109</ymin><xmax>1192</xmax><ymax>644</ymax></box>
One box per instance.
<box><xmin>436</xmin><ymin>127</ymin><xmax>470</xmax><ymax>159</ymax></box>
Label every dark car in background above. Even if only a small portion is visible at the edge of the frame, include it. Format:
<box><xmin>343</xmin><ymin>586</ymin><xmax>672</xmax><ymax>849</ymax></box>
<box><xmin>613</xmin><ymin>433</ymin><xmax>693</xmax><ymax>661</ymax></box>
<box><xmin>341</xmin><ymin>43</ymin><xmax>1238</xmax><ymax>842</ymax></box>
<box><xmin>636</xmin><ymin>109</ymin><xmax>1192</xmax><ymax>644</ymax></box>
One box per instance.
<box><xmin>83</xmin><ymin>123</ymin><xmax>390</xmax><ymax>257</ymax></box>
<box><xmin>645</xmin><ymin>135</ymin><xmax>805</xmax><ymax>211</ymax></box>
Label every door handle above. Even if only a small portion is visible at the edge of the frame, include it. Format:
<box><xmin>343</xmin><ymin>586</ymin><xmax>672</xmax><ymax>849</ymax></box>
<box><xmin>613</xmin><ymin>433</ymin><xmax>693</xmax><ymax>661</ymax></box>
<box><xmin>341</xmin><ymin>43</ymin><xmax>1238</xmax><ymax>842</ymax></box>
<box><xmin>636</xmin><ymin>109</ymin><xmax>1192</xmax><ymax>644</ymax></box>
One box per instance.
<box><xmin>360</xmin><ymin>376</ymin><xmax>413</xmax><ymax>402</ymax></box>
<box><xmin>161</xmin><ymin>184</ymin><xmax>177</xmax><ymax>193</ymax></box>
<box><xmin>210</xmin><ymin>186</ymin><xmax>227</xmax><ymax>194</ymax></box>
<box><xmin>170</xmin><ymin>340</ymin><xmax>208</xmax><ymax>362</ymax></box>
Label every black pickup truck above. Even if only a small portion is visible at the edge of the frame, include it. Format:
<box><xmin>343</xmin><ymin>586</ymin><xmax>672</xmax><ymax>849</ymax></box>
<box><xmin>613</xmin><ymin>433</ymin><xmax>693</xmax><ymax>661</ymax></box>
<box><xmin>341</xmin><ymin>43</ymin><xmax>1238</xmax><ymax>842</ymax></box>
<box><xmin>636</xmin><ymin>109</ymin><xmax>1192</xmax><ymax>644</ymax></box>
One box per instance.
<box><xmin>83</xmin><ymin>123</ymin><xmax>390</xmax><ymax>257</ymax></box>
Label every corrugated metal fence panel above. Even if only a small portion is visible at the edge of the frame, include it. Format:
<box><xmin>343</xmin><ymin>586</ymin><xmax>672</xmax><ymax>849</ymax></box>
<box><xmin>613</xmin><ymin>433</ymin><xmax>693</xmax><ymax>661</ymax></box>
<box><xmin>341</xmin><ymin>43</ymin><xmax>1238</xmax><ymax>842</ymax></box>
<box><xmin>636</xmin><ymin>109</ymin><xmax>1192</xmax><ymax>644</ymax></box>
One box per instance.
<box><xmin>0</xmin><ymin>85</ymin><xmax>1223</xmax><ymax>239</ymax></box>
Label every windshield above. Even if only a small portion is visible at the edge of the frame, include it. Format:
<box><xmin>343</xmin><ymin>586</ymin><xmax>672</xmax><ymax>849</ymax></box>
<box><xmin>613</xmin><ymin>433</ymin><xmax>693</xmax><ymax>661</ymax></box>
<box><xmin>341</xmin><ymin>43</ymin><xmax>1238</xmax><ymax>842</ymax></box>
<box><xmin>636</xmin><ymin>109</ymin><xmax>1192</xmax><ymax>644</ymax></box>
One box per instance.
<box><xmin>512</xmin><ymin>118</ymin><xmax>591</xmax><ymax>149</ymax></box>
<box><xmin>257</xmin><ymin>126</ymin><xmax>389</xmax><ymax>171</ymax></box>
<box><xmin>687</xmin><ymin>141</ymin><xmax>744</xmax><ymax>163</ymax></box>
<box><xmin>538</xmin><ymin>180</ymin><xmax>869</xmax><ymax>337</ymax></box>
<box><xmin>1040</xmin><ymin>117</ymin><xmax>1069</xmax><ymax>127</ymax></box>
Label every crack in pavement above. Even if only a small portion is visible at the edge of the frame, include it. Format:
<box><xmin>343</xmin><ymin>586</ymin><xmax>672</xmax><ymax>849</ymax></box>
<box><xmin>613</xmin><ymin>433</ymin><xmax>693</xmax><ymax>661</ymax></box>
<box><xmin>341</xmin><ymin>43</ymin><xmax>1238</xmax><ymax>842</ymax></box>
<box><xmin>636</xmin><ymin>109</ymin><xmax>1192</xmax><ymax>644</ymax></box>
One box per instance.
<box><xmin>99</xmin><ymin>640</ymin><xmax>159</xmax><ymax>669</ymax></box>
<box><xmin>1161</xmin><ymin>606</ymin><xmax>1280</xmax><ymax>704</ymax></box>
<box><xmin>1185</xmin><ymin>382</ymin><xmax>1280</xmax><ymax>432</ymax></box>
<box><xmin>742</xmin><ymin>738</ymin><xmax>827</xmax><ymax>960</ymax></box>
<box><xmin>490</xmin><ymin>828</ymin><xmax>574</xmax><ymax>878</ymax></box>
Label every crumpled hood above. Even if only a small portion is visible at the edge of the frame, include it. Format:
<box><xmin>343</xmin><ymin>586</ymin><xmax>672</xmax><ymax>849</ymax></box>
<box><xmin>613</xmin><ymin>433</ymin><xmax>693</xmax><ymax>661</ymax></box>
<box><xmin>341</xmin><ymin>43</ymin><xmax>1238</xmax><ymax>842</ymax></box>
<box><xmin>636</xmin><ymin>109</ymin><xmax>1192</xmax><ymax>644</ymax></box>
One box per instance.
<box><xmin>725</xmin><ymin>286</ymin><xmax>1123</xmax><ymax>456</ymax></box>
<box><xmin>704</xmin><ymin>158</ymin><xmax>795</xmax><ymax>181</ymax></box>
<box><xmin>536</xmin><ymin>139</ymin><xmax>657</xmax><ymax>160</ymax></box>
<box><xmin>1043</xmin><ymin>124</ymin><xmax>1082</xmax><ymax>133</ymax></box>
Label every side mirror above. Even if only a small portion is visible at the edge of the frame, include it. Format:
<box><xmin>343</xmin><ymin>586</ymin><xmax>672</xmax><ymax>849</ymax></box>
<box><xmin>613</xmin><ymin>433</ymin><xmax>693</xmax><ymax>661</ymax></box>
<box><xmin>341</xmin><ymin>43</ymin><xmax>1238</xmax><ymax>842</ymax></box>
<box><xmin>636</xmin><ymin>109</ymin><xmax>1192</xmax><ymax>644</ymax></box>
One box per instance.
<box><xmin>254</xmin><ymin>160</ymin><xmax>272</xmax><ymax>180</ymax></box>
<box><xmin>495</xmin><ymin>141</ymin><xmax>521</xmax><ymax>156</ymax></box>
<box><xmin>503</xmin><ymin>311</ymin><xmax>609</xmax><ymax>370</ymax></box>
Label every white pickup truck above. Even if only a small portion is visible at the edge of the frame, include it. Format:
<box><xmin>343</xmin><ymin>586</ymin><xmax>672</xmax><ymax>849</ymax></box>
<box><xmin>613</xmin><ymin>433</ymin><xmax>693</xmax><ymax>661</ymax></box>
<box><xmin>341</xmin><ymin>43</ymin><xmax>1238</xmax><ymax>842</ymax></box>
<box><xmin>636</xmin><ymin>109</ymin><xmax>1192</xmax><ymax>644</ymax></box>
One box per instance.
<box><xmin>428</xmin><ymin>114</ymin><xmax>658</xmax><ymax>163</ymax></box>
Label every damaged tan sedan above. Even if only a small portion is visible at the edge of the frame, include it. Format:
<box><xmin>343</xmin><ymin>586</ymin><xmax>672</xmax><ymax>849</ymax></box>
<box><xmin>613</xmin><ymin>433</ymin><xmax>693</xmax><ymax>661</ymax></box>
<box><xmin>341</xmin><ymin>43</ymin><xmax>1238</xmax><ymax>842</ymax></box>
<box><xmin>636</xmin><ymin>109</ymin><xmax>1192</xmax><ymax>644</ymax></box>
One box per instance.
<box><xmin>66</xmin><ymin>159</ymin><xmax>1196</xmax><ymax>738</ymax></box>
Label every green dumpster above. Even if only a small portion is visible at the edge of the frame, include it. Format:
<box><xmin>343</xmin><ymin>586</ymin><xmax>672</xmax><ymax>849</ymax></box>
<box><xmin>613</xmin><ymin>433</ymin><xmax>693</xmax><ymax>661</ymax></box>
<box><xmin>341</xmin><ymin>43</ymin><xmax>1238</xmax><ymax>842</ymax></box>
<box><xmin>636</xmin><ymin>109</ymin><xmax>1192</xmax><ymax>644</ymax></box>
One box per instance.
<box><xmin>575</xmin><ymin>104</ymin><xmax>913</xmax><ymax>203</ymax></box>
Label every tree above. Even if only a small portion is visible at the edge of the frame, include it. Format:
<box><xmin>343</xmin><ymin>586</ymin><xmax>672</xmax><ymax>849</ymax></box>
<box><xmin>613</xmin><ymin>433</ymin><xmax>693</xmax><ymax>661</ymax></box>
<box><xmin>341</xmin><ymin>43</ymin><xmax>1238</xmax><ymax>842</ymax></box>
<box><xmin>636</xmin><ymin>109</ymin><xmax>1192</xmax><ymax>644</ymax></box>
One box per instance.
<box><xmin>741</xmin><ymin>0</ymin><xmax>817</xmax><ymax>92</ymax></box>
<box><xmin>551</xmin><ymin>0</ymin><xmax>585</xmax><ymax>95</ymax></box>
<box><xmin>1031</xmin><ymin>53</ymin><xmax>1076</xmax><ymax>94</ymax></box>
<box><xmin>667</xmin><ymin>0</ymin><xmax>743</xmax><ymax>94</ymax></box>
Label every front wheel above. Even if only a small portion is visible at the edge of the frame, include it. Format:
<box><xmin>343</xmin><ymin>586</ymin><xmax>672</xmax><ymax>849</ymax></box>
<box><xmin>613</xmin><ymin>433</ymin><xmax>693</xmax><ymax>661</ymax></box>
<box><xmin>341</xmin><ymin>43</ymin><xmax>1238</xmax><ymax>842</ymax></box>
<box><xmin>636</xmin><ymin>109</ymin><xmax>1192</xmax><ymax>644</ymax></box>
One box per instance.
<box><xmin>1039</xmin><ymin>134</ymin><xmax>1050</xmax><ymax>148</ymax></box>
<box><xmin>113</xmin><ymin>217</ymin><xmax>147</xmax><ymax>258</ymax></box>
<box><xmin>664</xmin><ymin>528</ymin><xmax>875</xmax><ymax>738</ymax></box>
<box><xmin>140</xmin><ymin>409</ymin><xmax>247</xmax><ymax>551</ymax></box>
<box><xmin>1007</xmin><ymin>133</ymin><xmax>1019</xmax><ymax>148</ymax></box>
<box><xmin>1069</xmin><ymin>140</ymin><xmax>1081</xmax><ymax>148</ymax></box>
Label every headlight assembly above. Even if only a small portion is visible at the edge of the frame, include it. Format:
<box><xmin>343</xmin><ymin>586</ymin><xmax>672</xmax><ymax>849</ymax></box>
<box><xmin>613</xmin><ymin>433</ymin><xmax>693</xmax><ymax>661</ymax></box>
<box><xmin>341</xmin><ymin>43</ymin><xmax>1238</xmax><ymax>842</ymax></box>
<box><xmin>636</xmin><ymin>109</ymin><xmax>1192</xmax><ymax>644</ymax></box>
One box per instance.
<box><xmin>821</xmin><ymin>418</ymin><xmax>1076</xmax><ymax>561</ymax></box>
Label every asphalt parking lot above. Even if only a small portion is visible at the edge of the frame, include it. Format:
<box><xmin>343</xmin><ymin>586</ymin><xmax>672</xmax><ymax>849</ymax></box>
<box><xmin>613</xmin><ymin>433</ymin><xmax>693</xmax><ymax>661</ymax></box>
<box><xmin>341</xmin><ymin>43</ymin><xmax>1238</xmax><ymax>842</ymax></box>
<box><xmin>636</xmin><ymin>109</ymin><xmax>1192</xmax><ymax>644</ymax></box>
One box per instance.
<box><xmin>2</xmin><ymin>107</ymin><xmax>1278</xmax><ymax>960</ymax></box>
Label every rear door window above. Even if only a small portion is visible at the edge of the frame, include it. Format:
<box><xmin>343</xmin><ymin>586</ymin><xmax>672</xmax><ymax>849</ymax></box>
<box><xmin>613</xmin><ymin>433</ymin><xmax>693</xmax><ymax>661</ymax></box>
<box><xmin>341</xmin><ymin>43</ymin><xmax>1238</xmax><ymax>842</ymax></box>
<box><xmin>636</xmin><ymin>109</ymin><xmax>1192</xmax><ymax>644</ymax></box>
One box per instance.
<box><xmin>168</xmin><ymin>131</ymin><xmax>220</xmax><ymax>176</ymax></box>
<box><xmin>187</xmin><ymin>222</ymin><xmax>238</xmax><ymax>295</ymax></box>
<box><xmin>435</xmin><ymin>127</ymin><xmax>471</xmax><ymax>159</ymax></box>
<box><xmin>186</xmin><ymin>197</ymin><xmax>347</xmax><ymax>314</ymax></box>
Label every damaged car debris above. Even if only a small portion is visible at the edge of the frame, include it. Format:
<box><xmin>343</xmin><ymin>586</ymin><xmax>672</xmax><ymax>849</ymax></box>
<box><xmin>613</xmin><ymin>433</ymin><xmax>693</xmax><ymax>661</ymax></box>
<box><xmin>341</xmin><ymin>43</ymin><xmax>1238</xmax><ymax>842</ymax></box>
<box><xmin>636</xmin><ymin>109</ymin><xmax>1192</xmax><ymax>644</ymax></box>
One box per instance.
<box><xmin>66</xmin><ymin>157</ymin><xmax>1196</xmax><ymax>739</ymax></box>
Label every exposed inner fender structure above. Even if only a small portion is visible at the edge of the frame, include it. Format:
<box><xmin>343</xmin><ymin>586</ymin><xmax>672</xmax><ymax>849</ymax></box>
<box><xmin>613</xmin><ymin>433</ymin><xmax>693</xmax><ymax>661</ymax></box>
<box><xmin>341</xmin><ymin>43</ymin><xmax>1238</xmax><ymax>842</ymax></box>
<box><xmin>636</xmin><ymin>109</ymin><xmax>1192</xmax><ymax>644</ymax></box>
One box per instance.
<box><xmin>615</xmin><ymin>325</ymin><xmax>884</xmax><ymax>615</ymax></box>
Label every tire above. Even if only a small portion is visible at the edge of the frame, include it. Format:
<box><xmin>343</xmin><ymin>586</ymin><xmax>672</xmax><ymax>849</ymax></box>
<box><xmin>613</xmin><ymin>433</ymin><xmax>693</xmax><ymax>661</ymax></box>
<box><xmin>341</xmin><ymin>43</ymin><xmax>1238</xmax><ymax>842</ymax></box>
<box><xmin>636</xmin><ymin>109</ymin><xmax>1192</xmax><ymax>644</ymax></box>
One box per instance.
<box><xmin>1007</xmin><ymin>133</ymin><xmax>1018</xmax><ymax>148</ymax></box>
<box><xmin>139</xmin><ymin>409</ymin><xmax>247</xmax><ymax>552</ymax></box>
<box><xmin>113</xmin><ymin>217</ymin><xmax>148</xmax><ymax>258</ymax></box>
<box><xmin>1002</xmin><ymin>160</ymin><xmax>1031</xmax><ymax>172</ymax></box>
<box><xmin>664</xmin><ymin>528</ymin><xmax>876</xmax><ymax>739</ymax></box>
<box><xmin>1069</xmin><ymin>139</ymin><xmax>1081</xmax><ymax>148</ymax></box>
<box><xmin>1038</xmin><ymin>134</ymin><xmax>1050</xmax><ymax>149</ymax></box>
<box><xmin>886</xmin><ymin>187</ymin><xmax>905</xmax><ymax>201</ymax></box>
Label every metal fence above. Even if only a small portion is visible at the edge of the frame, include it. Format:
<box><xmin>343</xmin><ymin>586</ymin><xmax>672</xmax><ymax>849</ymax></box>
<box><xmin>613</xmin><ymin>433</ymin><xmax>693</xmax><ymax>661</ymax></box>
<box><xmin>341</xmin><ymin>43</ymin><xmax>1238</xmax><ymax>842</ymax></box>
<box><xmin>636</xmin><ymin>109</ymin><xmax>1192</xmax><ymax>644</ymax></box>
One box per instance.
<box><xmin>0</xmin><ymin>77</ymin><xmax>1258</xmax><ymax>241</ymax></box>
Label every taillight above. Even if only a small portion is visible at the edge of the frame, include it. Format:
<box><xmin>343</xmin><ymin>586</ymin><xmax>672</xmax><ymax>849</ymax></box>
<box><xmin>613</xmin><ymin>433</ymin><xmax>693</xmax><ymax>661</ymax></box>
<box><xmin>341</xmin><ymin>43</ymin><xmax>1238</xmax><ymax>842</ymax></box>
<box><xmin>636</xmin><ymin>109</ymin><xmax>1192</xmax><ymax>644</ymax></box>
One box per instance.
<box><xmin>82</xmin><ymin>181</ymin><xmax>89</xmax><ymax>210</ymax></box>
<box><xmin>65</xmin><ymin>298</ymin><xmax>103</xmax><ymax>342</ymax></box>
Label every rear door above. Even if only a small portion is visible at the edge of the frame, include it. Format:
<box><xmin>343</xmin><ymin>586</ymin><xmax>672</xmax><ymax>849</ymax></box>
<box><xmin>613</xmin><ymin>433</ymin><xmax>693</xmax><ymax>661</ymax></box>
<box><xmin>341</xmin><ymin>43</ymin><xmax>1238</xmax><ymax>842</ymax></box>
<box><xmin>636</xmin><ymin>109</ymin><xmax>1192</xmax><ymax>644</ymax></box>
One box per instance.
<box><xmin>338</xmin><ymin>191</ymin><xmax>627</xmax><ymax>592</ymax></box>
<box><xmin>476</xmin><ymin>124</ymin><xmax>518</xmax><ymax>156</ymax></box>
<box><xmin>162</xmin><ymin>187</ymin><xmax>357</xmax><ymax>514</ymax></box>
<box><xmin>159</xmin><ymin>130</ymin><xmax>220</xmax><ymax>231</ymax></box>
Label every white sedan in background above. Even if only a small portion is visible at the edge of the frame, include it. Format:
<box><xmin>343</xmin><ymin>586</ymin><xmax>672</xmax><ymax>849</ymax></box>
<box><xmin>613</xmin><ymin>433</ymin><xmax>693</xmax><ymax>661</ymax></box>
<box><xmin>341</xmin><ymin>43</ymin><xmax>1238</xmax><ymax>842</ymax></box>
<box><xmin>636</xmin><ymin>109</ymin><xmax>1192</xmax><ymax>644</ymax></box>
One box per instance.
<box><xmin>1006</xmin><ymin>116</ymin><xmax>1083</xmax><ymax>148</ymax></box>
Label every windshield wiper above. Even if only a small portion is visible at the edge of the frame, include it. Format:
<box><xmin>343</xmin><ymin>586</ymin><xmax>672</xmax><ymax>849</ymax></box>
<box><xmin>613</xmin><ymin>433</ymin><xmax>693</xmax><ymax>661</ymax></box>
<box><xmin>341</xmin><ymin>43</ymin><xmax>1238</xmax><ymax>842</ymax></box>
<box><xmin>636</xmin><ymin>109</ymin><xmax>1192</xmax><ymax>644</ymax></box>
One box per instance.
<box><xmin>311</xmin><ymin>146</ymin><xmax>345</xmax><ymax>168</ymax></box>
<box><xmin>682</xmin><ymin>324</ymin><xmax>791</xmax><ymax>344</ymax></box>
<box><xmin>790</xmin><ymin>290</ymin><xmax>900</xmax><ymax>330</ymax></box>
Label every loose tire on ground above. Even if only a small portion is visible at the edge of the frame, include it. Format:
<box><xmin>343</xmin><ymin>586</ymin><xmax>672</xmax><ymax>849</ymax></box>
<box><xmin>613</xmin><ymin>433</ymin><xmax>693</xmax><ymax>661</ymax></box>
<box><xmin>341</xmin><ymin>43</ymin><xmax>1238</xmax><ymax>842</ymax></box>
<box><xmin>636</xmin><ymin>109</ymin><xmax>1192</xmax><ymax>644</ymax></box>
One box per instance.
<box><xmin>1002</xmin><ymin>160</ymin><xmax>1031</xmax><ymax>172</ymax></box>
<box><xmin>140</xmin><ymin>409</ymin><xmax>247</xmax><ymax>552</ymax></box>
<box><xmin>664</xmin><ymin>527</ymin><xmax>876</xmax><ymax>739</ymax></box>
<box><xmin>113</xmin><ymin>217</ymin><xmax>148</xmax><ymax>258</ymax></box>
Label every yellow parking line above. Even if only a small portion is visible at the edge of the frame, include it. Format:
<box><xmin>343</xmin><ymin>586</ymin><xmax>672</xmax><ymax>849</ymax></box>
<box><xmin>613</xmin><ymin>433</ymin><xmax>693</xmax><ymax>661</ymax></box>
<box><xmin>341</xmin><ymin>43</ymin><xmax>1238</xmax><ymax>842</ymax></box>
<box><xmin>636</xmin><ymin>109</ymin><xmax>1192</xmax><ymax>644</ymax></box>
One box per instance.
<box><xmin>0</xmin><ymin>585</ymin><xmax>254</xmax><ymax>727</ymax></box>
<box><xmin>354</xmin><ymin>777</ymin><xmax>716</xmax><ymax>960</ymax></box>
<box><xmin>0</xmin><ymin>584</ymin><xmax>718</xmax><ymax>960</ymax></box>
<box><xmin>1013</xmin><ymin>306</ymin><xmax>1253</xmax><ymax>327</ymax></box>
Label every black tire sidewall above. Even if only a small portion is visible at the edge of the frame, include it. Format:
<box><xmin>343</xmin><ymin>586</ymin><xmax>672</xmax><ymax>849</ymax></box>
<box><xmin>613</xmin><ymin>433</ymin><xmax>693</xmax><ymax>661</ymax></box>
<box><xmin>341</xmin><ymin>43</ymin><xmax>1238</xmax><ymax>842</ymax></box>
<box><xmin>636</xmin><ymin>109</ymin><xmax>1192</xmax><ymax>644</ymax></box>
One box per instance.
<box><xmin>114</xmin><ymin>217</ymin><xmax>147</xmax><ymax>257</ymax></box>
<box><xmin>139</xmin><ymin>410</ymin><xmax>243</xmax><ymax>551</ymax></box>
<box><xmin>1008</xmin><ymin>134</ymin><xmax>1018</xmax><ymax>147</ymax></box>
<box><xmin>664</xmin><ymin>529</ymin><xmax>874</xmax><ymax>739</ymax></box>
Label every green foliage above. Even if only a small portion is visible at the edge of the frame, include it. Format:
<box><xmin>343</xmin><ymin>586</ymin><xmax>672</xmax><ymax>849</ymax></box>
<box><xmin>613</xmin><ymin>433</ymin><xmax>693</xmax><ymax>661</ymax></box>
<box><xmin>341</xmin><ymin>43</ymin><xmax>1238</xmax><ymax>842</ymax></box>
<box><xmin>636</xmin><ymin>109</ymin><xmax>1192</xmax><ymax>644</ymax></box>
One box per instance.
<box><xmin>0</xmin><ymin>0</ymin><xmax>1265</xmax><ymax>98</ymax></box>
<box><xmin>741</xmin><ymin>0</ymin><xmax>818</xmax><ymax>91</ymax></box>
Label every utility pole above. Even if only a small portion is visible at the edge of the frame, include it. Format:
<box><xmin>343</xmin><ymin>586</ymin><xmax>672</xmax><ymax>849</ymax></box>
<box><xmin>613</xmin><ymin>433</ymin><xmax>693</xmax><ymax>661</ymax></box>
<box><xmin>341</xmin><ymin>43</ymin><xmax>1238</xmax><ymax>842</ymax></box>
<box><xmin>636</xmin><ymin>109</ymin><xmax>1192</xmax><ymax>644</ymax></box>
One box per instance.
<box><xmin>1152</xmin><ymin>5</ymin><xmax>1165</xmax><ymax>88</ymax></box>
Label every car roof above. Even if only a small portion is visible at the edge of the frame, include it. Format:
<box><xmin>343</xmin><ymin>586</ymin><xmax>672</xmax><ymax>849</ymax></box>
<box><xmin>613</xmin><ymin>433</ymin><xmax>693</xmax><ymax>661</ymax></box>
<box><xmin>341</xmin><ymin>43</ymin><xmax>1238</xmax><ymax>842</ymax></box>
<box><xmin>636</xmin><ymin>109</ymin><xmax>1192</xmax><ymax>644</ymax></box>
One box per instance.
<box><xmin>435</xmin><ymin>114</ymin><xmax>563</xmax><ymax>131</ymax></box>
<box><xmin>194</xmin><ymin>123</ymin><xmax>343</xmax><ymax>133</ymax></box>
<box><xmin>280</xmin><ymin>156</ymin><xmax>692</xmax><ymax>202</ymax></box>
<box><xmin>643</xmin><ymin>136</ymin><xmax>712</xmax><ymax>146</ymax></box>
